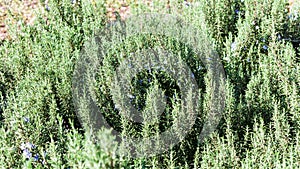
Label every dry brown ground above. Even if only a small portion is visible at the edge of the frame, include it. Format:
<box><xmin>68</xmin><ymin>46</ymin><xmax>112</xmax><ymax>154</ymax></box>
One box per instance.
<box><xmin>0</xmin><ymin>0</ymin><xmax>134</xmax><ymax>40</ymax></box>
<box><xmin>0</xmin><ymin>0</ymin><xmax>41</xmax><ymax>40</ymax></box>
<box><xmin>0</xmin><ymin>0</ymin><xmax>296</xmax><ymax>41</ymax></box>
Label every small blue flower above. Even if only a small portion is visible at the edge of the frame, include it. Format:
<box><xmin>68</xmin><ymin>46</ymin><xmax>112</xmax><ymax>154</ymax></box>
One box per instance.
<box><xmin>190</xmin><ymin>73</ymin><xmax>195</xmax><ymax>79</ymax></box>
<box><xmin>288</xmin><ymin>12</ymin><xmax>298</xmax><ymax>21</ymax></box>
<box><xmin>127</xmin><ymin>94</ymin><xmax>135</xmax><ymax>99</ymax></box>
<box><xmin>197</xmin><ymin>66</ymin><xmax>203</xmax><ymax>71</ymax></box>
<box><xmin>114</xmin><ymin>105</ymin><xmax>119</xmax><ymax>110</ymax></box>
<box><xmin>231</xmin><ymin>42</ymin><xmax>237</xmax><ymax>51</ymax></box>
<box><xmin>20</xmin><ymin>143</ymin><xmax>26</xmax><ymax>150</ymax></box>
<box><xmin>184</xmin><ymin>0</ymin><xmax>191</xmax><ymax>7</ymax></box>
<box><xmin>33</xmin><ymin>154</ymin><xmax>39</xmax><ymax>161</ymax></box>
<box><xmin>277</xmin><ymin>34</ymin><xmax>282</xmax><ymax>41</ymax></box>
<box><xmin>26</xmin><ymin>142</ymin><xmax>35</xmax><ymax>149</ymax></box>
<box><xmin>129</xmin><ymin>98</ymin><xmax>134</xmax><ymax>103</ymax></box>
<box><xmin>263</xmin><ymin>45</ymin><xmax>268</xmax><ymax>50</ymax></box>
<box><xmin>23</xmin><ymin>117</ymin><xmax>29</xmax><ymax>123</ymax></box>
<box><xmin>139</xmin><ymin>79</ymin><xmax>143</xmax><ymax>84</ymax></box>
<box><xmin>45</xmin><ymin>5</ymin><xmax>50</xmax><ymax>11</ymax></box>
<box><xmin>23</xmin><ymin>149</ymin><xmax>32</xmax><ymax>159</ymax></box>
<box><xmin>235</xmin><ymin>9</ymin><xmax>240</xmax><ymax>14</ymax></box>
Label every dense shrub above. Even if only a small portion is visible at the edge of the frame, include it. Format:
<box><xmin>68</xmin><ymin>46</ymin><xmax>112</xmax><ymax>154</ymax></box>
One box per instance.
<box><xmin>0</xmin><ymin>0</ymin><xmax>299</xmax><ymax>168</ymax></box>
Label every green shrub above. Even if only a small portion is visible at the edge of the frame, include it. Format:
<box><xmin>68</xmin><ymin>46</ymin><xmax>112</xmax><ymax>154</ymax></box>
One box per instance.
<box><xmin>0</xmin><ymin>0</ymin><xmax>299</xmax><ymax>168</ymax></box>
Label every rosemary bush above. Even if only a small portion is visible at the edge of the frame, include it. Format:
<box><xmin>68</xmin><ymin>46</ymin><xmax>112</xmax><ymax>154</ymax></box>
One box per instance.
<box><xmin>0</xmin><ymin>0</ymin><xmax>299</xmax><ymax>168</ymax></box>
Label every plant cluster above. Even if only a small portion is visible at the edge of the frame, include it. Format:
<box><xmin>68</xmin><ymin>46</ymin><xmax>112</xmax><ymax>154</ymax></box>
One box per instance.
<box><xmin>0</xmin><ymin>0</ymin><xmax>299</xmax><ymax>168</ymax></box>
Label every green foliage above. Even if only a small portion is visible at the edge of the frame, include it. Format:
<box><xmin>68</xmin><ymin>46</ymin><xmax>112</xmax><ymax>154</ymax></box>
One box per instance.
<box><xmin>0</xmin><ymin>0</ymin><xmax>299</xmax><ymax>168</ymax></box>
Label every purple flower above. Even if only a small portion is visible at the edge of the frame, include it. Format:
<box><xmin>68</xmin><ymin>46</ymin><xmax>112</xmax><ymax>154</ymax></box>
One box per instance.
<box><xmin>26</xmin><ymin>142</ymin><xmax>35</xmax><ymax>149</ymax></box>
<box><xmin>114</xmin><ymin>105</ymin><xmax>119</xmax><ymax>111</ymax></box>
<box><xmin>23</xmin><ymin>117</ymin><xmax>29</xmax><ymax>123</ymax></box>
<box><xmin>129</xmin><ymin>98</ymin><xmax>134</xmax><ymax>103</ymax></box>
<box><xmin>33</xmin><ymin>154</ymin><xmax>39</xmax><ymax>161</ymax></box>
<box><xmin>197</xmin><ymin>66</ymin><xmax>203</xmax><ymax>71</ymax></box>
<box><xmin>20</xmin><ymin>142</ymin><xmax>35</xmax><ymax>151</ymax></box>
<box><xmin>231</xmin><ymin>42</ymin><xmax>237</xmax><ymax>51</ymax></box>
<box><xmin>20</xmin><ymin>143</ymin><xmax>26</xmax><ymax>150</ymax></box>
<box><xmin>235</xmin><ymin>9</ymin><xmax>240</xmax><ymax>14</ymax></box>
<box><xmin>127</xmin><ymin>94</ymin><xmax>135</xmax><ymax>99</ymax></box>
<box><xmin>263</xmin><ymin>45</ymin><xmax>268</xmax><ymax>50</ymax></box>
<box><xmin>139</xmin><ymin>79</ymin><xmax>143</xmax><ymax>85</ymax></box>
<box><xmin>42</xmin><ymin>152</ymin><xmax>47</xmax><ymax>164</ymax></box>
<box><xmin>43</xmin><ymin>151</ymin><xmax>47</xmax><ymax>158</ymax></box>
<box><xmin>184</xmin><ymin>0</ymin><xmax>191</xmax><ymax>7</ymax></box>
<box><xmin>288</xmin><ymin>12</ymin><xmax>299</xmax><ymax>21</ymax></box>
<box><xmin>277</xmin><ymin>34</ymin><xmax>282</xmax><ymax>41</ymax></box>
<box><xmin>23</xmin><ymin>149</ymin><xmax>32</xmax><ymax>159</ymax></box>
<box><xmin>190</xmin><ymin>73</ymin><xmax>195</xmax><ymax>79</ymax></box>
<box><xmin>45</xmin><ymin>5</ymin><xmax>50</xmax><ymax>11</ymax></box>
